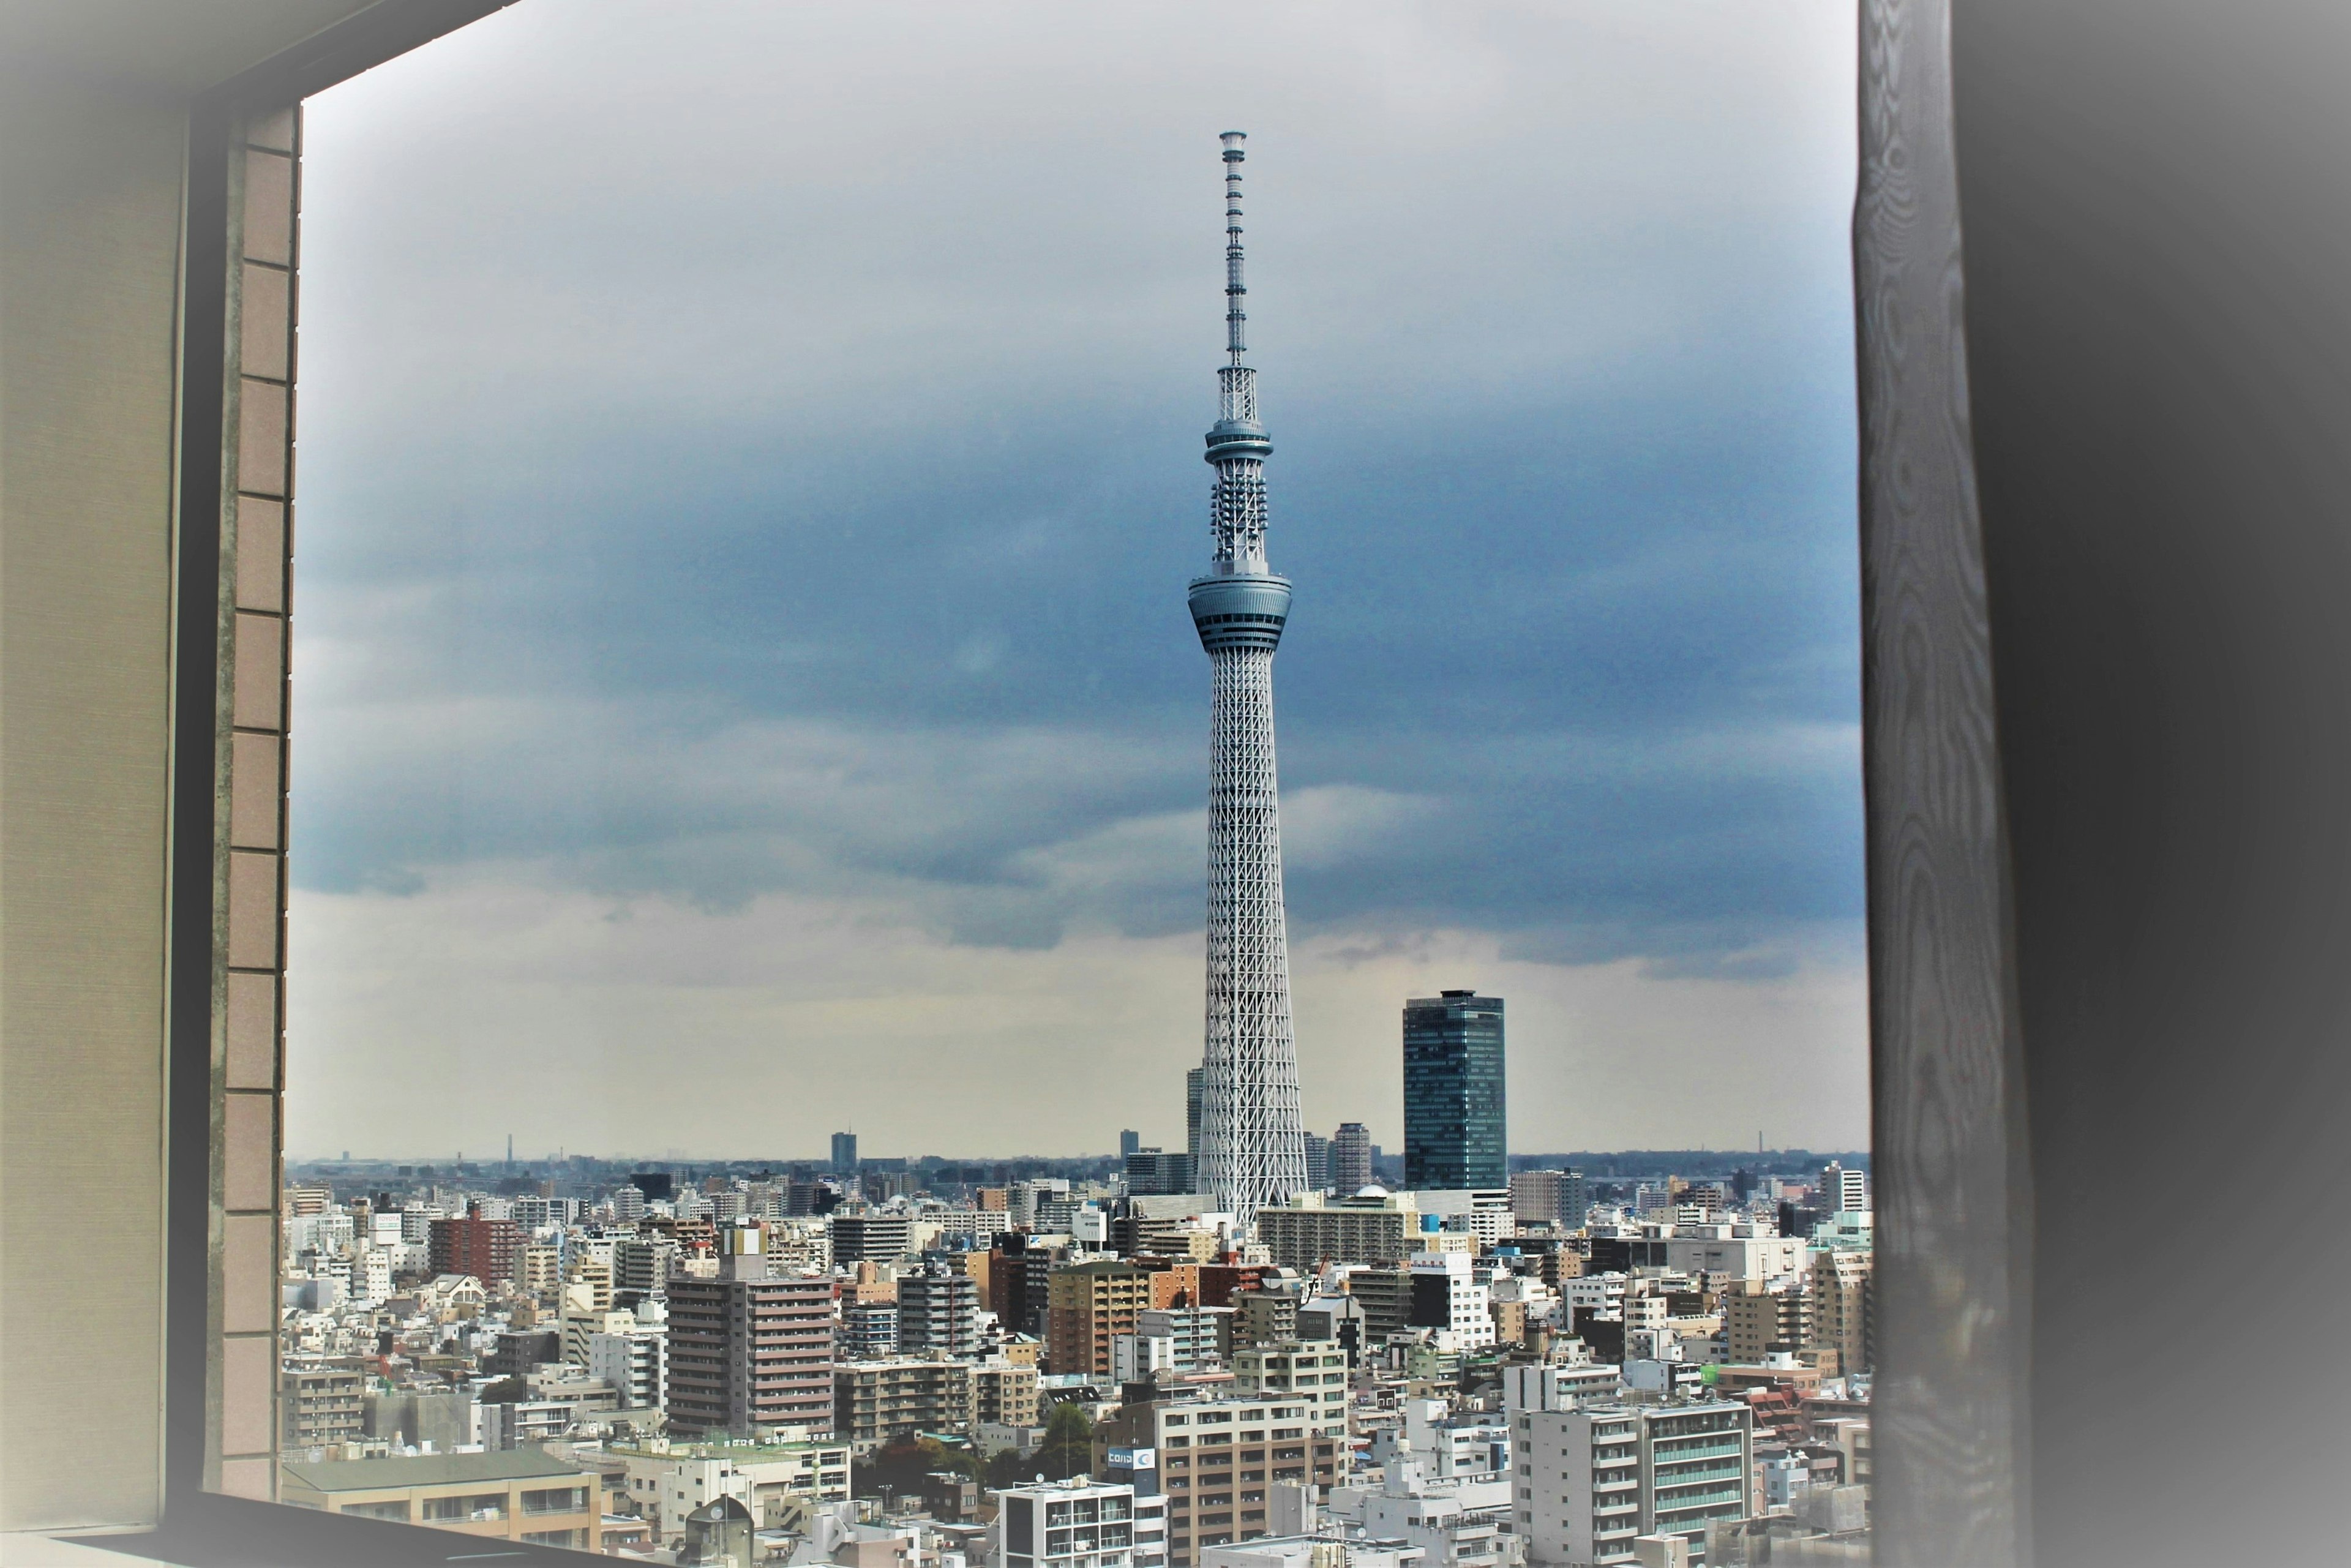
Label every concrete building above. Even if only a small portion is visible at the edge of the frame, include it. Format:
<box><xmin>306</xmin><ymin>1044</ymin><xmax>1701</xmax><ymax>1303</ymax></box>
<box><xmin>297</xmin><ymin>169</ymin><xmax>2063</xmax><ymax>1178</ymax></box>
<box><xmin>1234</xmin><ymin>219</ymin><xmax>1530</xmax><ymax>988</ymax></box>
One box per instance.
<box><xmin>901</xmin><ymin>1263</ymin><xmax>984</xmax><ymax>1360</ymax></box>
<box><xmin>1229</xmin><ymin>1343</ymin><xmax>1351</xmax><ymax>1433</ymax></box>
<box><xmin>993</xmin><ymin>1476</ymin><xmax>1142</xmax><ymax>1568</ymax></box>
<box><xmin>666</xmin><ymin>1225</ymin><xmax>836</xmax><ymax>1436</ymax></box>
<box><xmin>1233</xmin><ymin>1287</ymin><xmax>1302</xmax><ymax>1349</ymax></box>
<box><xmin>1255</xmin><ymin>1192</ymin><xmax>1423</xmax><ymax>1274</ymax></box>
<box><xmin>279</xmin><ymin>1451</ymin><xmax>600</xmax><ymax>1549</ymax></box>
<box><xmin>585</xmin><ymin>1326</ymin><xmax>670</xmax><ymax>1414</ymax></box>
<box><xmin>1048</xmin><ymin>1259</ymin><xmax>1153</xmax><ymax>1377</ymax></box>
<box><xmin>1332</xmin><ymin>1125</ymin><xmax>1373</xmax><ymax>1194</ymax></box>
<box><xmin>973</xmin><ymin>1360</ymin><xmax>1043</xmax><ymax>1429</ymax></box>
<box><xmin>282</xmin><ymin>1364</ymin><xmax>366</xmax><ymax>1450</ymax></box>
<box><xmin>1139</xmin><ymin>1307</ymin><xmax>1235</xmax><ymax>1373</ymax></box>
<box><xmin>844</xmin><ymin>1302</ymin><xmax>902</xmax><ymax>1359</ymax></box>
<box><xmin>834</xmin><ymin>1357</ymin><xmax>975</xmax><ymax>1447</ymax></box>
<box><xmin>1091</xmin><ymin>1390</ymin><xmax>1348</xmax><ymax>1567</ymax></box>
<box><xmin>612</xmin><ymin>1435</ymin><xmax>851</xmax><ymax>1543</ymax></box>
<box><xmin>1508</xmin><ymin>1171</ymin><xmax>1587</xmax><ymax>1231</ymax></box>
<box><xmin>427</xmin><ymin>1212</ymin><xmax>524</xmax><ymax>1286</ymax></box>
<box><xmin>1807</xmin><ymin>1252</ymin><xmax>1873</xmax><ymax>1376</ymax></box>
<box><xmin>1816</xmin><ymin>1165</ymin><xmax>1867</xmax><ymax>1217</ymax></box>
<box><xmin>833</xmin><ymin>1212</ymin><xmax>917</xmax><ymax>1266</ymax></box>
<box><xmin>1510</xmin><ymin>1402</ymin><xmax>1752</xmax><ymax>1567</ymax></box>
<box><xmin>1408</xmin><ymin>1254</ymin><xmax>1495</xmax><ymax>1351</ymax></box>
<box><xmin>1722</xmin><ymin>1282</ymin><xmax>1811</xmax><ymax>1365</ymax></box>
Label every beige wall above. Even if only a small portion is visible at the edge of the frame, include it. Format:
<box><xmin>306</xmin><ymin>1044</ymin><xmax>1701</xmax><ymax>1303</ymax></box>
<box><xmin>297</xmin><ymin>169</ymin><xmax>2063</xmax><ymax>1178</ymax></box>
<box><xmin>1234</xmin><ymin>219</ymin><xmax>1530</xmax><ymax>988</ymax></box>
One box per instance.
<box><xmin>0</xmin><ymin>0</ymin><xmax>381</xmax><ymax>1534</ymax></box>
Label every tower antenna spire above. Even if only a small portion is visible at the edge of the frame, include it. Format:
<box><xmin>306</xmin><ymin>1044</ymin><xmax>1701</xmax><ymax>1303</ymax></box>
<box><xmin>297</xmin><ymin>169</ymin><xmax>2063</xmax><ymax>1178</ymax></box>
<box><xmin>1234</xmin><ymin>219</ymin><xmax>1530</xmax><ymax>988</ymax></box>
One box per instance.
<box><xmin>1223</xmin><ymin>130</ymin><xmax>1248</xmax><ymax>364</ymax></box>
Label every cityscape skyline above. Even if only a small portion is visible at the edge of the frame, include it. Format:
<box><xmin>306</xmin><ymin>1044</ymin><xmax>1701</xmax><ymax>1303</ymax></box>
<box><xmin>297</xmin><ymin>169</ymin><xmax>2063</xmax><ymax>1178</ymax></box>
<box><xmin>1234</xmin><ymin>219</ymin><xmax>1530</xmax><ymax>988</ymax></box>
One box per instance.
<box><xmin>283</xmin><ymin>1</ymin><xmax>1867</xmax><ymax>1160</ymax></box>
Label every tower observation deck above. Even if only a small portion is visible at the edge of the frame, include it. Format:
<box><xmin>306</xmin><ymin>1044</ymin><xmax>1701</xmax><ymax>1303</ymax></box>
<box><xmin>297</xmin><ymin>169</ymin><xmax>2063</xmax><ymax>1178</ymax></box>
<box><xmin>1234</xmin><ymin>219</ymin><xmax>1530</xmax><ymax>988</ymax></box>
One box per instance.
<box><xmin>1189</xmin><ymin>131</ymin><xmax>1307</xmax><ymax>1233</ymax></box>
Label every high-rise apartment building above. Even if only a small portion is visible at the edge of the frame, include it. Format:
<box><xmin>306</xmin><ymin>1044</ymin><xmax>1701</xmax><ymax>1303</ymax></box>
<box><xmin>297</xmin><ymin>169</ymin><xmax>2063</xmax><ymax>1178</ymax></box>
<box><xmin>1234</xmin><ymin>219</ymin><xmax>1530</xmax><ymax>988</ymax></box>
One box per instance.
<box><xmin>1331</xmin><ymin>1124</ymin><xmax>1372</xmax><ymax>1193</ymax></box>
<box><xmin>1818</xmin><ymin>1161</ymin><xmax>1869</xmax><ymax>1214</ymax></box>
<box><xmin>1808</xmin><ymin>1251</ymin><xmax>1874</xmax><ymax>1375</ymax></box>
<box><xmin>1186</xmin><ymin>1068</ymin><xmax>1206</xmax><ymax>1166</ymax></box>
<box><xmin>841</xmin><ymin>1302</ymin><xmax>899</xmax><ymax>1359</ymax></box>
<box><xmin>1302</xmin><ymin>1134</ymin><xmax>1333</xmax><ymax>1193</ymax></box>
<box><xmin>831</xmin><ymin>1132</ymin><xmax>859</xmax><ymax>1174</ymax></box>
<box><xmin>1722</xmin><ymin>1280</ymin><xmax>1812</xmax><ymax>1364</ymax></box>
<box><xmin>427</xmin><ymin>1210</ymin><xmax>525</xmax><ymax>1286</ymax></box>
<box><xmin>665</xmin><ymin>1226</ymin><xmax>834</xmax><ymax>1437</ymax></box>
<box><xmin>1403</xmin><ymin>991</ymin><xmax>1509</xmax><ymax>1191</ymax></box>
<box><xmin>899</xmin><ymin>1263</ymin><xmax>983</xmax><ymax>1359</ymax></box>
<box><xmin>1089</xmin><ymin>1389</ymin><xmax>1346</xmax><ymax>1566</ymax></box>
<box><xmin>972</xmin><ymin>1360</ymin><xmax>1042</xmax><ymax>1429</ymax></box>
<box><xmin>1046</xmin><ymin>1259</ymin><xmax>1152</xmax><ymax>1377</ymax></box>
<box><xmin>1510</xmin><ymin>1401</ymin><xmax>1752</xmax><ymax>1567</ymax></box>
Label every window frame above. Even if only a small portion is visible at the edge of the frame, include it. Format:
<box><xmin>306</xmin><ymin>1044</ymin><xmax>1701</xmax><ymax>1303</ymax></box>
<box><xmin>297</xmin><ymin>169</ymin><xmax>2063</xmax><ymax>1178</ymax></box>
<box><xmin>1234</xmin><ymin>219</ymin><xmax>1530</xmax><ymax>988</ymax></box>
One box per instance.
<box><xmin>88</xmin><ymin>0</ymin><xmax>2028</xmax><ymax>1564</ymax></box>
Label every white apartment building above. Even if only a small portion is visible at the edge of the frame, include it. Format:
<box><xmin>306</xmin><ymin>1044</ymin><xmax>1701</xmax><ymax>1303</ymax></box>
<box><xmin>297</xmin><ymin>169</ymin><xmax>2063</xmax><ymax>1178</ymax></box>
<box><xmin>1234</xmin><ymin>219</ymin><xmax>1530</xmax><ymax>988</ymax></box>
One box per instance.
<box><xmin>1115</xmin><ymin>1334</ymin><xmax>1180</xmax><ymax>1384</ymax></box>
<box><xmin>994</xmin><ymin>1476</ymin><xmax>1141</xmax><ymax>1568</ymax></box>
<box><xmin>586</xmin><ymin>1327</ymin><xmax>669</xmax><ymax>1412</ymax></box>
<box><xmin>1817</xmin><ymin>1165</ymin><xmax>1868</xmax><ymax>1215</ymax></box>
<box><xmin>1139</xmin><ymin>1307</ymin><xmax>1234</xmax><ymax>1373</ymax></box>
<box><xmin>1659</xmin><ymin>1228</ymin><xmax>1804</xmax><ymax>1283</ymax></box>
<box><xmin>1348</xmin><ymin>1452</ymin><xmax>1511</xmax><ymax>1568</ymax></box>
<box><xmin>1408</xmin><ymin>1255</ymin><xmax>1494</xmax><ymax>1352</ymax></box>
<box><xmin>1502</xmin><ymin>1364</ymin><xmax>1624</xmax><ymax>1416</ymax></box>
<box><xmin>1510</xmin><ymin>1403</ymin><xmax>1752</xmax><ymax>1567</ymax></box>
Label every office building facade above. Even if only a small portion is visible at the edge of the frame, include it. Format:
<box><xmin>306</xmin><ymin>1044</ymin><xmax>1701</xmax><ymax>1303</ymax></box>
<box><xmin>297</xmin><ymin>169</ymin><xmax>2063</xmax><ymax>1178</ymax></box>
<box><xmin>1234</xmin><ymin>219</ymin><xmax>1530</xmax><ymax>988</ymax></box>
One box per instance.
<box><xmin>1402</xmin><ymin>991</ymin><xmax>1508</xmax><ymax>1191</ymax></box>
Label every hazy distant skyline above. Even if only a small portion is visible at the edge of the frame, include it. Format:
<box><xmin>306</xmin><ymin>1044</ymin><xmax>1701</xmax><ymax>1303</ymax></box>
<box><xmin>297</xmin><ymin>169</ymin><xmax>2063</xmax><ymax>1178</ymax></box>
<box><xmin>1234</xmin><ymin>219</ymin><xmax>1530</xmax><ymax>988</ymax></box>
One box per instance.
<box><xmin>285</xmin><ymin>1</ymin><xmax>1866</xmax><ymax>1160</ymax></box>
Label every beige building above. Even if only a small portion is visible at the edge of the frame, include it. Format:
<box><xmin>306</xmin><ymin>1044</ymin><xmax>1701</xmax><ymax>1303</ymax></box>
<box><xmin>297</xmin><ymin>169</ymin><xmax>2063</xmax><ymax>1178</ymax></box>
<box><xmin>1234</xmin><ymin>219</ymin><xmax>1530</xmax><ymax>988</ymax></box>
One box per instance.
<box><xmin>972</xmin><ymin>1360</ymin><xmax>1042</xmax><ymax>1428</ymax></box>
<box><xmin>1807</xmin><ymin>1251</ymin><xmax>1873</xmax><ymax>1375</ymax></box>
<box><xmin>1722</xmin><ymin>1281</ymin><xmax>1810</xmax><ymax>1365</ymax></box>
<box><xmin>281</xmin><ymin>1366</ymin><xmax>365</xmax><ymax>1450</ymax></box>
<box><xmin>834</xmin><ymin>1358</ymin><xmax>976</xmax><ymax>1448</ymax></box>
<box><xmin>1228</xmin><ymin>1343</ymin><xmax>1350</xmax><ymax>1431</ymax></box>
<box><xmin>280</xmin><ymin>1451</ymin><xmax>602</xmax><ymax>1551</ymax></box>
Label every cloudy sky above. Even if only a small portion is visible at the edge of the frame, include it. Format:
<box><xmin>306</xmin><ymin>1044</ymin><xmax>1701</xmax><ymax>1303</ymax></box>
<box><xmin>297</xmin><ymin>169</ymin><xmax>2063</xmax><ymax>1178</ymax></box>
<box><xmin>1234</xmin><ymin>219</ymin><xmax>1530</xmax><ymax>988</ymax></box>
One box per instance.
<box><xmin>285</xmin><ymin>0</ymin><xmax>1866</xmax><ymax>1163</ymax></box>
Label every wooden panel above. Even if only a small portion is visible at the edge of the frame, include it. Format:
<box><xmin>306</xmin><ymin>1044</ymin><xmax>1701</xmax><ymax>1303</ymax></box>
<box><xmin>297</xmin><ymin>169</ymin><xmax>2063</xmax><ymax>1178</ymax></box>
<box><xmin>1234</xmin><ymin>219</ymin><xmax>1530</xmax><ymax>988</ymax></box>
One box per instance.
<box><xmin>1853</xmin><ymin>1</ymin><xmax>2031</xmax><ymax>1562</ymax></box>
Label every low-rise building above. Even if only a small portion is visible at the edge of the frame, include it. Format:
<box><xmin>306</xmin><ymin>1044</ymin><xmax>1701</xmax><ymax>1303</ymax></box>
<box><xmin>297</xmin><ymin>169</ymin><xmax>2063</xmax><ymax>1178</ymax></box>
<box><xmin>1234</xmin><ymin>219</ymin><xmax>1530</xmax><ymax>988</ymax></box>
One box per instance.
<box><xmin>610</xmin><ymin>1435</ymin><xmax>852</xmax><ymax>1542</ymax></box>
<box><xmin>836</xmin><ymin>1357</ymin><xmax>976</xmax><ymax>1447</ymax></box>
<box><xmin>279</xmin><ymin>1450</ymin><xmax>602</xmax><ymax>1551</ymax></box>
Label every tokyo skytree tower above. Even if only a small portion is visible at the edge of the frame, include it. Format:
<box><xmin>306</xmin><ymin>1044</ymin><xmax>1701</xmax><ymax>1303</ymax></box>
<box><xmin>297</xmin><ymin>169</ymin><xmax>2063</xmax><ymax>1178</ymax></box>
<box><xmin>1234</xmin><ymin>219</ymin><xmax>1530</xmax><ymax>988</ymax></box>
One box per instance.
<box><xmin>1190</xmin><ymin>132</ymin><xmax>1308</xmax><ymax>1233</ymax></box>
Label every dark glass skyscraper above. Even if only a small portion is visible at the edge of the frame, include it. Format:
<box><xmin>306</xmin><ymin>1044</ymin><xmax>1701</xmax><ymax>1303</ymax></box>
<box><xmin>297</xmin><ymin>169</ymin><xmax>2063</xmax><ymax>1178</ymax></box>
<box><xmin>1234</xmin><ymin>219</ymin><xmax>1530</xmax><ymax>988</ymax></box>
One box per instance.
<box><xmin>1402</xmin><ymin>990</ymin><xmax>1507</xmax><ymax>1190</ymax></box>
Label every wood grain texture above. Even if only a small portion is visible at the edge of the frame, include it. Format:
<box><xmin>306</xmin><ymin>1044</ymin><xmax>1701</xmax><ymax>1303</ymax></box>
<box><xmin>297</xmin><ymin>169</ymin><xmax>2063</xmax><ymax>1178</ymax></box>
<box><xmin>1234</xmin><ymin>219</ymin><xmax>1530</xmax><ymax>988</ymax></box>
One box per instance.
<box><xmin>1854</xmin><ymin>1</ymin><xmax>2032</xmax><ymax>1562</ymax></box>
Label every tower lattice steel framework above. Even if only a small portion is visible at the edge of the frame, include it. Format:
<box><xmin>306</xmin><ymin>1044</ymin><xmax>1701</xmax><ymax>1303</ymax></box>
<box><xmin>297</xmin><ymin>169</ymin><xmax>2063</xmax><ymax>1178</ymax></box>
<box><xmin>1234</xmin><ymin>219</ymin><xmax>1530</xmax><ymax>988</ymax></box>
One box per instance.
<box><xmin>1189</xmin><ymin>131</ymin><xmax>1307</xmax><ymax>1233</ymax></box>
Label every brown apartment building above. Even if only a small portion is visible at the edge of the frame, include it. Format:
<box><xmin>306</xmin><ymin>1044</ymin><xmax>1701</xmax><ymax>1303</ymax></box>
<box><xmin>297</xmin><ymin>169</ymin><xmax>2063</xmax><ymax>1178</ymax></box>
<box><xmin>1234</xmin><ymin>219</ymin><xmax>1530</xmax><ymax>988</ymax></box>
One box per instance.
<box><xmin>667</xmin><ymin>1226</ymin><xmax>836</xmax><ymax>1436</ymax></box>
<box><xmin>1046</xmin><ymin>1259</ymin><xmax>1150</xmax><ymax>1376</ymax></box>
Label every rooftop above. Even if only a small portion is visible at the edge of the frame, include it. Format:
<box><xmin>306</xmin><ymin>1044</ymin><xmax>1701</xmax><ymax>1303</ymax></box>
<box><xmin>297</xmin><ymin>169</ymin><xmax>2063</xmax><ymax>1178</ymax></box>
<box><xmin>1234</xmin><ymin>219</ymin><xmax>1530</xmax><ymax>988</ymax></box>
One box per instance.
<box><xmin>280</xmin><ymin>1449</ymin><xmax>587</xmax><ymax>1492</ymax></box>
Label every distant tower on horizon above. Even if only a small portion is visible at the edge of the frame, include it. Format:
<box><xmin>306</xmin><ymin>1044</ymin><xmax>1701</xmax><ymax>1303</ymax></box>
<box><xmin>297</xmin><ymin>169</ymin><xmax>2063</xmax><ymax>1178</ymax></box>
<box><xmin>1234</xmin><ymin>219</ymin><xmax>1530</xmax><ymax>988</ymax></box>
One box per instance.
<box><xmin>830</xmin><ymin>1130</ymin><xmax>858</xmax><ymax>1175</ymax></box>
<box><xmin>1190</xmin><ymin>131</ymin><xmax>1308</xmax><ymax>1234</ymax></box>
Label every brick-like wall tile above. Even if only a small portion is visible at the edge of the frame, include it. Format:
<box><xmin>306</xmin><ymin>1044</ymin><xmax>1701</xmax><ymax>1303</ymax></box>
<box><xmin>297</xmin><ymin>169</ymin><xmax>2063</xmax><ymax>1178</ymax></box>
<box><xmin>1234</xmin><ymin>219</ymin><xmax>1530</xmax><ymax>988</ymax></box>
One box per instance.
<box><xmin>225</xmin><ymin>971</ymin><xmax>277</xmax><ymax>1091</ymax></box>
<box><xmin>222</xmin><ymin>1215</ymin><xmax>275</xmax><ymax>1334</ymax></box>
<box><xmin>223</xmin><ymin>1092</ymin><xmax>275</xmax><ymax>1212</ymax></box>
<box><xmin>249</xmin><ymin>107</ymin><xmax>296</xmax><ymax>154</ymax></box>
<box><xmin>220</xmin><ymin>1335</ymin><xmax>275</xmax><ymax>1457</ymax></box>
<box><xmin>217</xmin><ymin>1456</ymin><xmax>274</xmax><ymax>1501</ymax></box>
<box><xmin>240</xmin><ymin>262</ymin><xmax>291</xmax><ymax>381</ymax></box>
<box><xmin>237</xmin><ymin>377</ymin><xmax>288</xmax><ymax>498</ymax></box>
<box><xmin>231</xmin><ymin>611</ymin><xmax>283</xmax><ymax>731</ymax></box>
<box><xmin>226</xmin><ymin>850</ymin><xmax>280</xmax><ymax>971</ymax></box>
<box><xmin>235</xmin><ymin>498</ymin><xmax>287</xmax><ymax>613</ymax></box>
<box><xmin>243</xmin><ymin>151</ymin><xmax>293</xmax><ymax>265</ymax></box>
<box><xmin>229</xmin><ymin>730</ymin><xmax>281</xmax><ymax>850</ymax></box>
